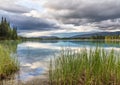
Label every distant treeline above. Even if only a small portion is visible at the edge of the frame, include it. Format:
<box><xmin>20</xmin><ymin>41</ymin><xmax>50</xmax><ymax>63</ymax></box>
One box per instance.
<box><xmin>91</xmin><ymin>35</ymin><xmax>120</xmax><ymax>40</ymax></box>
<box><xmin>0</xmin><ymin>17</ymin><xmax>18</xmax><ymax>40</ymax></box>
<box><xmin>58</xmin><ymin>35</ymin><xmax>120</xmax><ymax>40</ymax></box>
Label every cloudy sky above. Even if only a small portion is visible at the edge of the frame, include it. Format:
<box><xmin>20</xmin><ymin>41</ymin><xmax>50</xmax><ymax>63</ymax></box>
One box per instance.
<box><xmin>0</xmin><ymin>0</ymin><xmax>120</xmax><ymax>37</ymax></box>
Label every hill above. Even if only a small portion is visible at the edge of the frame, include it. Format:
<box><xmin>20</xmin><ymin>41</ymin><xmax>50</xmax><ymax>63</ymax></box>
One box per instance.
<box><xmin>71</xmin><ymin>31</ymin><xmax>120</xmax><ymax>39</ymax></box>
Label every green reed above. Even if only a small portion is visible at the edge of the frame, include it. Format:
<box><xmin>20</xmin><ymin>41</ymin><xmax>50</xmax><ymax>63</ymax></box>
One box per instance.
<box><xmin>0</xmin><ymin>45</ymin><xmax>19</xmax><ymax>80</ymax></box>
<box><xmin>49</xmin><ymin>48</ymin><xmax>120</xmax><ymax>85</ymax></box>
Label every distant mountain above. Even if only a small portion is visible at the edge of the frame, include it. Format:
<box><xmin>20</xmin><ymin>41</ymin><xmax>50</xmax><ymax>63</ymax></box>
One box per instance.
<box><xmin>39</xmin><ymin>36</ymin><xmax>59</xmax><ymax>39</ymax></box>
<box><xmin>71</xmin><ymin>31</ymin><xmax>120</xmax><ymax>38</ymax></box>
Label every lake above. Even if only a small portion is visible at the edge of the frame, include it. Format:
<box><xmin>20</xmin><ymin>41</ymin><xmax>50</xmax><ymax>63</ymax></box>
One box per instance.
<box><xmin>1</xmin><ymin>40</ymin><xmax>120</xmax><ymax>82</ymax></box>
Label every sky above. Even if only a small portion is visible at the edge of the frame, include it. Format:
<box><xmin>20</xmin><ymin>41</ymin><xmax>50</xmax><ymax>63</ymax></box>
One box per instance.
<box><xmin>0</xmin><ymin>0</ymin><xmax>120</xmax><ymax>37</ymax></box>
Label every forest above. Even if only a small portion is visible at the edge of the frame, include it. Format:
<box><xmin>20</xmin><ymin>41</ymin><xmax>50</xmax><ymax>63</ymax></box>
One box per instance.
<box><xmin>0</xmin><ymin>17</ymin><xmax>18</xmax><ymax>40</ymax></box>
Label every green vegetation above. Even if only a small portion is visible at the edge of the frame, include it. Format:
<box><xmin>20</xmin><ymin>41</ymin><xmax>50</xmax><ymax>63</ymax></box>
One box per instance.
<box><xmin>91</xmin><ymin>35</ymin><xmax>120</xmax><ymax>40</ymax></box>
<box><xmin>0</xmin><ymin>17</ymin><xmax>18</xmax><ymax>40</ymax></box>
<box><xmin>105</xmin><ymin>36</ymin><xmax>120</xmax><ymax>40</ymax></box>
<box><xmin>49</xmin><ymin>48</ymin><xmax>120</xmax><ymax>85</ymax></box>
<box><xmin>0</xmin><ymin>40</ymin><xmax>22</xmax><ymax>53</ymax></box>
<box><xmin>0</xmin><ymin>45</ymin><xmax>19</xmax><ymax>80</ymax></box>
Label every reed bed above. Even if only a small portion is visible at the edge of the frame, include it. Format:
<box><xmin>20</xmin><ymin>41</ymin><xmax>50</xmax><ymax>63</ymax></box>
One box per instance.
<box><xmin>49</xmin><ymin>48</ymin><xmax>120</xmax><ymax>85</ymax></box>
<box><xmin>0</xmin><ymin>45</ymin><xmax>19</xmax><ymax>81</ymax></box>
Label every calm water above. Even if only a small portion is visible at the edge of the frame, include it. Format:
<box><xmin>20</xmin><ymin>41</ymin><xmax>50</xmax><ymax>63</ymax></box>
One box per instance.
<box><xmin>1</xmin><ymin>40</ymin><xmax>120</xmax><ymax>82</ymax></box>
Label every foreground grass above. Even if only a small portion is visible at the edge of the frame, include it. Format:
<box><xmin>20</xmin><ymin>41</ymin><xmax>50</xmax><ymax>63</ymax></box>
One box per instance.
<box><xmin>0</xmin><ymin>45</ymin><xmax>19</xmax><ymax>80</ymax></box>
<box><xmin>49</xmin><ymin>48</ymin><xmax>120</xmax><ymax>85</ymax></box>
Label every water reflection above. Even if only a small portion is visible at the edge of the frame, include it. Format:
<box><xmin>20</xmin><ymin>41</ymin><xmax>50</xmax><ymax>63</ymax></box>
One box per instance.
<box><xmin>0</xmin><ymin>40</ymin><xmax>120</xmax><ymax>81</ymax></box>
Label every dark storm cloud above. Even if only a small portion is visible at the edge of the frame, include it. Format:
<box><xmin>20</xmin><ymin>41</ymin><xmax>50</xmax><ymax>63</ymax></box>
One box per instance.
<box><xmin>45</xmin><ymin>0</ymin><xmax>120</xmax><ymax>30</ymax></box>
<box><xmin>46</xmin><ymin>0</ymin><xmax>120</xmax><ymax>21</ymax></box>
<box><xmin>0</xmin><ymin>13</ymin><xmax>58</xmax><ymax>31</ymax></box>
<box><xmin>94</xmin><ymin>19</ymin><xmax>120</xmax><ymax>30</ymax></box>
<box><xmin>12</xmin><ymin>16</ymin><xmax>58</xmax><ymax>31</ymax></box>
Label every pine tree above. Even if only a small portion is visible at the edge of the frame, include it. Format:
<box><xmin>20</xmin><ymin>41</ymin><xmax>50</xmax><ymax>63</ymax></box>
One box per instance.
<box><xmin>12</xmin><ymin>27</ymin><xmax>18</xmax><ymax>39</ymax></box>
<box><xmin>0</xmin><ymin>17</ymin><xmax>18</xmax><ymax>40</ymax></box>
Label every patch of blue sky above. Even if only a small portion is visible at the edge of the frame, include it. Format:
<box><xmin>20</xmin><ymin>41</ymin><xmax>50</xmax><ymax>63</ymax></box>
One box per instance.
<box><xmin>15</xmin><ymin>0</ymin><xmax>44</xmax><ymax>12</ymax></box>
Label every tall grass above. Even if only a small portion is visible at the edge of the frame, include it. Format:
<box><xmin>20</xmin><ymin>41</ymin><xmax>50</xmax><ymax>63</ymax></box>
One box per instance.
<box><xmin>0</xmin><ymin>45</ymin><xmax>19</xmax><ymax>80</ymax></box>
<box><xmin>49</xmin><ymin>48</ymin><xmax>120</xmax><ymax>85</ymax></box>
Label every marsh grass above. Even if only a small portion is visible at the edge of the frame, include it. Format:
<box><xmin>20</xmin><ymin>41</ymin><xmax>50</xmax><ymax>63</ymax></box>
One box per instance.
<box><xmin>0</xmin><ymin>45</ymin><xmax>19</xmax><ymax>81</ymax></box>
<box><xmin>49</xmin><ymin>48</ymin><xmax>120</xmax><ymax>85</ymax></box>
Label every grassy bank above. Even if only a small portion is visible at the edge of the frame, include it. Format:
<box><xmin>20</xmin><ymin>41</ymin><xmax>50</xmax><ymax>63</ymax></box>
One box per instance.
<box><xmin>0</xmin><ymin>45</ymin><xmax>19</xmax><ymax>80</ymax></box>
<box><xmin>49</xmin><ymin>48</ymin><xmax>120</xmax><ymax>85</ymax></box>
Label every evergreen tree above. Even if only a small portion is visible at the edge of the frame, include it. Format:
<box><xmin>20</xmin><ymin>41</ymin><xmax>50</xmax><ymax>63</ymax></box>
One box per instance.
<box><xmin>12</xmin><ymin>27</ymin><xmax>17</xmax><ymax>39</ymax></box>
<box><xmin>0</xmin><ymin>17</ymin><xmax>18</xmax><ymax>40</ymax></box>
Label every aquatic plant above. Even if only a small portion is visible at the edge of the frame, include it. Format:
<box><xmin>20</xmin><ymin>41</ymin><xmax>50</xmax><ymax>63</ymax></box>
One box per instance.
<box><xmin>49</xmin><ymin>48</ymin><xmax>120</xmax><ymax>85</ymax></box>
<box><xmin>0</xmin><ymin>45</ymin><xmax>19</xmax><ymax>80</ymax></box>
